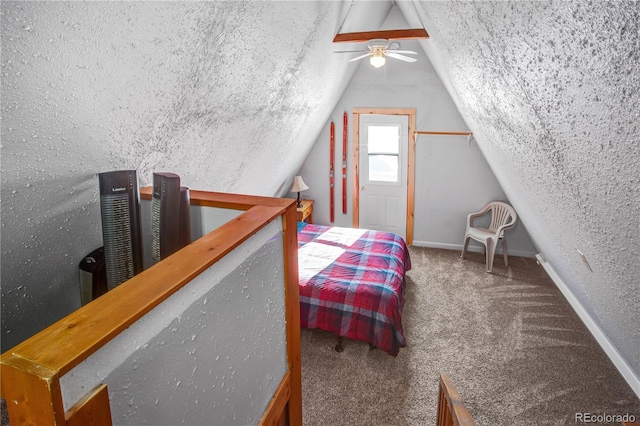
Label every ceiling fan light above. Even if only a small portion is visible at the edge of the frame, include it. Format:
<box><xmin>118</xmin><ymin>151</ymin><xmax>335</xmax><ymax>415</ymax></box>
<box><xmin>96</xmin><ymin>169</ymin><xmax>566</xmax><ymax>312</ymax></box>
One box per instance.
<box><xmin>370</xmin><ymin>54</ymin><xmax>386</xmax><ymax>68</ymax></box>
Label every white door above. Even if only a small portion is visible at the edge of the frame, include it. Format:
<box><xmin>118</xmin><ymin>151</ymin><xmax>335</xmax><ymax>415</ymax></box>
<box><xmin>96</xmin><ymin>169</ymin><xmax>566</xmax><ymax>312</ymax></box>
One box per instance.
<box><xmin>358</xmin><ymin>114</ymin><xmax>408</xmax><ymax>238</ymax></box>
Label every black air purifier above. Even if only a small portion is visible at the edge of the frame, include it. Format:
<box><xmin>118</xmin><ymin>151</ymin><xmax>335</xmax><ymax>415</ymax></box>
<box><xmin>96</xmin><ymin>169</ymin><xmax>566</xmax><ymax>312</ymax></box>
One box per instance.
<box><xmin>152</xmin><ymin>173</ymin><xmax>191</xmax><ymax>264</ymax></box>
<box><xmin>99</xmin><ymin>170</ymin><xmax>143</xmax><ymax>290</ymax></box>
<box><xmin>78</xmin><ymin>246</ymin><xmax>108</xmax><ymax>306</ymax></box>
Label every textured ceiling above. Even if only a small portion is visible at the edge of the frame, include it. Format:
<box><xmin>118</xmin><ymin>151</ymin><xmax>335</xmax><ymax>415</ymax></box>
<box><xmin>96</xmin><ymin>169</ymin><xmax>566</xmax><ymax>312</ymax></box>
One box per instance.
<box><xmin>0</xmin><ymin>0</ymin><xmax>392</xmax><ymax>351</ymax></box>
<box><xmin>1</xmin><ymin>1</ymin><xmax>381</xmax><ymax>194</ymax></box>
<box><xmin>1</xmin><ymin>0</ymin><xmax>638</xmax><ymax>387</ymax></box>
<box><xmin>399</xmin><ymin>0</ymin><xmax>639</xmax><ymax>379</ymax></box>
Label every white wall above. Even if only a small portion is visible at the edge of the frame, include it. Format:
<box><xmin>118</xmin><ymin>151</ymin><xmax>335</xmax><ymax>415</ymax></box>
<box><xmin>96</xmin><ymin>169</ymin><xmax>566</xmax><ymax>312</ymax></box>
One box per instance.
<box><xmin>299</xmin><ymin>7</ymin><xmax>537</xmax><ymax>257</ymax></box>
<box><xmin>140</xmin><ymin>198</ymin><xmax>243</xmax><ymax>269</ymax></box>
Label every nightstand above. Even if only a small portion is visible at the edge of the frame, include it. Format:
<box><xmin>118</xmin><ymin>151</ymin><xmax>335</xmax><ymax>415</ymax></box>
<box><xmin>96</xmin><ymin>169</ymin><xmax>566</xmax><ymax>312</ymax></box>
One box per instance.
<box><xmin>296</xmin><ymin>199</ymin><xmax>314</xmax><ymax>224</ymax></box>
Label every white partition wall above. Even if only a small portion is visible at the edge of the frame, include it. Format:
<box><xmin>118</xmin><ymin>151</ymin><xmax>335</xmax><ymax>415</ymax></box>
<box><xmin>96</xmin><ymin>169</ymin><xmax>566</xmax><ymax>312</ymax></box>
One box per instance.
<box><xmin>60</xmin><ymin>219</ymin><xmax>286</xmax><ymax>425</ymax></box>
<box><xmin>190</xmin><ymin>205</ymin><xmax>244</xmax><ymax>241</ymax></box>
<box><xmin>141</xmin><ymin>199</ymin><xmax>243</xmax><ymax>269</ymax></box>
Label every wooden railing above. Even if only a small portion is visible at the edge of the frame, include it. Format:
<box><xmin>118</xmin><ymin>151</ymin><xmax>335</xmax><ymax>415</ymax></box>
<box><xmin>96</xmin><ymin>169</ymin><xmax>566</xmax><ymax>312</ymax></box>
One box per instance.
<box><xmin>436</xmin><ymin>373</ymin><xmax>475</xmax><ymax>426</ymax></box>
<box><xmin>1</xmin><ymin>189</ymin><xmax>302</xmax><ymax>426</ymax></box>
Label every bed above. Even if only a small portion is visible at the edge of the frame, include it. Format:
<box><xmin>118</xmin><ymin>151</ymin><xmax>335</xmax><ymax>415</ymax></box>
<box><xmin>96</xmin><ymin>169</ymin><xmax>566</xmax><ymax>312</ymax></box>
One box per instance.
<box><xmin>297</xmin><ymin>222</ymin><xmax>411</xmax><ymax>356</ymax></box>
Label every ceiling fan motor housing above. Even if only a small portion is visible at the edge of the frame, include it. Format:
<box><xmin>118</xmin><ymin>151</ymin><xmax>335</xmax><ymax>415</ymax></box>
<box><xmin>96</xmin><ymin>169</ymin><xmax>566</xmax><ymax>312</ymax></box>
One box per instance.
<box><xmin>368</xmin><ymin>39</ymin><xmax>390</xmax><ymax>50</ymax></box>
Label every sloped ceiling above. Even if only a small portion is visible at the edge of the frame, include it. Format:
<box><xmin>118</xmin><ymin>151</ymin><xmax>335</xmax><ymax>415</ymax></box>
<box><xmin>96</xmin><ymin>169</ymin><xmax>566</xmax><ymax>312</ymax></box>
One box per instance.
<box><xmin>1</xmin><ymin>1</ymin><xmax>388</xmax><ymax>195</ymax></box>
<box><xmin>397</xmin><ymin>0</ymin><xmax>639</xmax><ymax>380</ymax></box>
<box><xmin>0</xmin><ymin>0</ymin><xmax>392</xmax><ymax>350</ymax></box>
<box><xmin>1</xmin><ymin>0</ymin><xmax>638</xmax><ymax>386</ymax></box>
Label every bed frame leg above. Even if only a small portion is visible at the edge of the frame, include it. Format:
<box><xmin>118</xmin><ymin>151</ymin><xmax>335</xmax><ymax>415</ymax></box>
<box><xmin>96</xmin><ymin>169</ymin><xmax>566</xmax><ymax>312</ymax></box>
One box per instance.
<box><xmin>335</xmin><ymin>336</ymin><xmax>344</xmax><ymax>352</ymax></box>
<box><xmin>369</xmin><ymin>344</ymin><xmax>376</xmax><ymax>351</ymax></box>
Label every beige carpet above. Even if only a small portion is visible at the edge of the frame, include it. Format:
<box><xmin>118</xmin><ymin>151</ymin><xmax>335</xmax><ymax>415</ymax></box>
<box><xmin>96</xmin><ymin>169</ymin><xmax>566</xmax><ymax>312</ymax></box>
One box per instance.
<box><xmin>2</xmin><ymin>247</ymin><xmax>638</xmax><ymax>425</ymax></box>
<box><xmin>300</xmin><ymin>246</ymin><xmax>640</xmax><ymax>425</ymax></box>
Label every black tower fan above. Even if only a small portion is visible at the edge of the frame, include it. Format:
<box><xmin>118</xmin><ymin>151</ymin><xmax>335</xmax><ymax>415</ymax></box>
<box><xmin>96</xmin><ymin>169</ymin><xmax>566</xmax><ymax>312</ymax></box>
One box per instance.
<box><xmin>152</xmin><ymin>172</ymin><xmax>191</xmax><ymax>264</ymax></box>
<box><xmin>98</xmin><ymin>170</ymin><xmax>144</xmax><ymax>290</ymax></box>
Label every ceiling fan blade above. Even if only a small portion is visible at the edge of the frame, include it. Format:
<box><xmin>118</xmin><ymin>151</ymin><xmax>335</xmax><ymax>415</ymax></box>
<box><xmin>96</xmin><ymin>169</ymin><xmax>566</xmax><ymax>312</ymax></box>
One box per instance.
<box><xmin>386</xmin><ymin>52</ymin><xmax>417</xmax><ymax>63</ymax></box>
<box><xmin>333</xmin><ymin>50</ymin><xmax>370</xmax><ymax>54</ymax></box>
<box><xmin>389</xmin><ymin>49</ymin><xmax>417</xmax><ymax>55</ymax></box>
<box><xmin>348</xmin><ymin>52</ymin><xmax>373</xmax><ymax>62</ymax></box>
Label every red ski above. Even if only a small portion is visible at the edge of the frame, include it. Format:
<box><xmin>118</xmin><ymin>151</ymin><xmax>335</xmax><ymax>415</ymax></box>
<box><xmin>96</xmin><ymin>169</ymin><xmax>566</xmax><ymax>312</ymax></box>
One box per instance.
<box><xmin>342</xmin><ymin>112</ymin><xmax>348</xmax><ymax>214</ymax></box>
<box><xmin>330</xmin><ymin>121</ymin><xmax>335</xmax><ymax>223</ymax></box>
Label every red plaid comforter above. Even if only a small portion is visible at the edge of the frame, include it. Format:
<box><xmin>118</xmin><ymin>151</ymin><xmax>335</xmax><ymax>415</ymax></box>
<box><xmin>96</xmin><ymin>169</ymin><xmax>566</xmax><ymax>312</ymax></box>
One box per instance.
<box><xmin>297</xmin><ymin>223</ymin><xmax>411</xmax><ymax>356</ymax></box>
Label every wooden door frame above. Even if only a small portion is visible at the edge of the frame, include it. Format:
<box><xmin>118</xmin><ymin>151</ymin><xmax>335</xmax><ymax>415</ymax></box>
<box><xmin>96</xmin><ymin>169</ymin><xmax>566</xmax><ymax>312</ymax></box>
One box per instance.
<box><xmin>352</xmin><ymin>108</ymin><xmax>416</xmax><ymax>245</ymax></box>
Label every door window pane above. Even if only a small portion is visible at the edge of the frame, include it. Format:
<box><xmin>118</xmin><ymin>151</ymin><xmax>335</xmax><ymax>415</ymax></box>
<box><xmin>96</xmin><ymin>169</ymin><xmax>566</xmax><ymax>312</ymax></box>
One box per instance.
<box><xmin>368</xmin><ymin>154</ymin><xmax>399</xmax><ymax>182</ymax></box>
<box><xmin>367</xmin><ymin>124</ymin><xmax>400</xmax><ymax>182</ymax></box>
<box><xmin>368</xmin><ymin>126</ymin><xmax>399</xmax><ymax>154</ymax></box>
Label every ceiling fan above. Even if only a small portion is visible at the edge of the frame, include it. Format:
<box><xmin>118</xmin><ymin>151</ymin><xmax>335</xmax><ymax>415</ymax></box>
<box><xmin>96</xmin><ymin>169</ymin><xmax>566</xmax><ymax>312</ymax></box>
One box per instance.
<box><xmin>332</xmin><ymin>29</ymin><xmax>427</xmax><ymax>68</ymax></box>
<box><xmin>335</xmin><ymin>38</ymin><xmax>418</xmax><ymax>68</ymax></box>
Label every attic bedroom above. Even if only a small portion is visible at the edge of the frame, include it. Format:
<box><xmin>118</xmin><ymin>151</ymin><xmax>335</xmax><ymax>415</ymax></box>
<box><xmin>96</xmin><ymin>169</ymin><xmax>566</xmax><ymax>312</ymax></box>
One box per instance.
<box><xmin>1</xmin><ymin>1</ymin><xmax>638</xmax><ymax>425</ymax></box>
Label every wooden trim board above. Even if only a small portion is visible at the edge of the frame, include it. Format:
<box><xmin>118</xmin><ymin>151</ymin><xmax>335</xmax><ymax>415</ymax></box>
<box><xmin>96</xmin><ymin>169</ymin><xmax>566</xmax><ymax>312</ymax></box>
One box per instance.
<box><xmin>352</xmin><ymin>108</ymin><xmax>416</xmax><ymax>245</ymax></box>
<box><xmin>333</xmin><ymin>28</ymin><xmax>429</xmax><ymax>43</ymax></box>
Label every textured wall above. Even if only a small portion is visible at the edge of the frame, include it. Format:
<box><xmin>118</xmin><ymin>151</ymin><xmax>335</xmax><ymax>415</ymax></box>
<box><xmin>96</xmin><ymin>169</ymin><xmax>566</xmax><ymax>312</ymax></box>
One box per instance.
<box><xmin>3</xmin><ymin>0</ymin><xmax>637</xmax><ymax>389</ymax></box>
<box><xmin>0</xmin><ymin>1</ymin><xmax>383</xmax><ymax>351</ymax></box>
<box><xmin>401</xmin><ymin>1</ymin><xmax>640</xmax><ymax>378</ymax></box>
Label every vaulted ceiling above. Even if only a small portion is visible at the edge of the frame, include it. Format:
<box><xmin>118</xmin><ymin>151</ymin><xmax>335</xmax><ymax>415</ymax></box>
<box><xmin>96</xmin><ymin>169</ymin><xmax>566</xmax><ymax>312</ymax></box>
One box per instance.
<box><xmin>403</xmin><ymin>1</ymin><xmax>639</xmax><ymax>384</ymax></box>
<box><xmin>1</xmin><ymin>0</ymin><xmax>638</xmax><ymax>386</ymax></box>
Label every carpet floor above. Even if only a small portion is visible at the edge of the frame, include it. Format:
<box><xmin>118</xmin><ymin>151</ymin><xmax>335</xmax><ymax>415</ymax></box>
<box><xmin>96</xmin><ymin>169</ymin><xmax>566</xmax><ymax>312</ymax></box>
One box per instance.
<box><xmin>300</xmin><ymin>246</ymin><xmax>639</xmax><ymax>425</ymax></box>
<box><xmin>2</xmin><ymin>247</ymin><xmax>638</xmax><ymax>425</ymax></box>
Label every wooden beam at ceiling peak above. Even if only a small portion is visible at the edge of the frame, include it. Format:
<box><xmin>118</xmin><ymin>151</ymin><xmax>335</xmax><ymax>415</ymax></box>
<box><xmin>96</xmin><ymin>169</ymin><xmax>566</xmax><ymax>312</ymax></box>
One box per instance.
<box><xmin>333</xmin><ymin>28</ymin><xmax>429</xmax><ymax>43</ymax></box>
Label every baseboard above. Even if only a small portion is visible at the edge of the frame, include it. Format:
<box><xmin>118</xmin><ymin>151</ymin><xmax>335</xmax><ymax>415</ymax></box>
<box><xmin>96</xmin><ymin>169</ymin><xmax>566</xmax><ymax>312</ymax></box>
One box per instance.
<box><xmin>536</xmin><ymin>253</ymin><xmax>640</xmax><ymax>400</ymax></box>
<box><xmin>411</xmin><ymin>240</ymin><xmax>536</xmax><ymax>258</ymax></box>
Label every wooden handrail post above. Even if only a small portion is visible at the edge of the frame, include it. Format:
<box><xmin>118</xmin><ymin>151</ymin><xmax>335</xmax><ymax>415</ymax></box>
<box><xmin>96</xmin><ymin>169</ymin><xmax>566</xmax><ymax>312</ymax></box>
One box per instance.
<box><xmin>283</xmin><ymin>205</ymin><xmax>302</xmax><ymax>425</ymax></box>
<box><xmin>65</xmin><ymin>384</ymin><xmax>113</xmax><ymax>426</ymax></box>
<box><xmin>1</xmin><ymin>354</ymin><xmax>65</xmax><ymax>425</ymax></box>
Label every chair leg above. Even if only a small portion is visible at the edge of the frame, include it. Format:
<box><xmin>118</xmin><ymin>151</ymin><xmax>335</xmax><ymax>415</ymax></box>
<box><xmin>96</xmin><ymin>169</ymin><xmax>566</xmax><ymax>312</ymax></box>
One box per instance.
<box><xmin>502</xmin><ymin>238</ymin><xmax>509</xmax><ymax>266</ymax></box>
<box><xmin>461</xmin><ymin>236</ymin><xmax>470</xmax><ymax>259</ymax></box>
<box><xmin>485</xmin><ymin>240</ymin><xmax>496</xmax><ymax>273</ymax></box>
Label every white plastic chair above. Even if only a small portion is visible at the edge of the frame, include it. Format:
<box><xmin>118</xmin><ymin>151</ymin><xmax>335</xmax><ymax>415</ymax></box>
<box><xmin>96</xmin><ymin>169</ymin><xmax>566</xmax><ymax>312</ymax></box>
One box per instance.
<box><xmin>461</xmin><ymin>201</ymin><xmax>517</xmax><ymax>273</ymax></box>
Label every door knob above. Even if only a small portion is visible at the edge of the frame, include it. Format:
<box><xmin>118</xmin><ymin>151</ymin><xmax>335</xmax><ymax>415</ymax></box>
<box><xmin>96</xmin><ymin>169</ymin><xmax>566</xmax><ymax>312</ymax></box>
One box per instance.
<box><xmin>361</xmin><ymin>186</ymin><xmax>365</xmax><ymax>190</ymax></box>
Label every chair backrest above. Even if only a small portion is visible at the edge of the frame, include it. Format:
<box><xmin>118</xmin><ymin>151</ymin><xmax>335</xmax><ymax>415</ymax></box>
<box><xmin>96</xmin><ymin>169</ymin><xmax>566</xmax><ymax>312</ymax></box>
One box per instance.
<box><xmin>488</xmin><ymin>202</ymin><xmax>517</xmax><ymax>235</ymax></box>
<box><xmin>437</xmin><ymin>373</ymin><xmax>475</xmax><ymax>426</ymax></box>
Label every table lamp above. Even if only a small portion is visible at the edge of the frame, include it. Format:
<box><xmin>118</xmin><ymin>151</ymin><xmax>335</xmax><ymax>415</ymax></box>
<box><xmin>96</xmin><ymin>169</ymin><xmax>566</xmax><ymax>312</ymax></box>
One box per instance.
<box><xmin>291</xmin><ymin>176</ymin><xmax>309</xmax><ymax>208</ymax></box>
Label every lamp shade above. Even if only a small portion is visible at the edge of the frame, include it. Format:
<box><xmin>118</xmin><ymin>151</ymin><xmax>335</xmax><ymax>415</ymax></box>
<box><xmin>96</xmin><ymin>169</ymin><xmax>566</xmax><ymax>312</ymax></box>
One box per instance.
<box><xmin>370</xmin><ymin>53</ymin><xmax>386</xmax><ymax>68</ymax></box>
<box><xmin>291</xmin><ymin>176</ymin><xmax>309</xmax><ymax>193</ymax></box>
